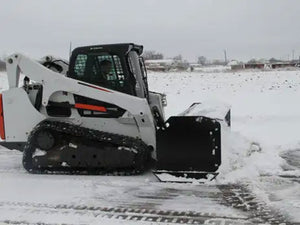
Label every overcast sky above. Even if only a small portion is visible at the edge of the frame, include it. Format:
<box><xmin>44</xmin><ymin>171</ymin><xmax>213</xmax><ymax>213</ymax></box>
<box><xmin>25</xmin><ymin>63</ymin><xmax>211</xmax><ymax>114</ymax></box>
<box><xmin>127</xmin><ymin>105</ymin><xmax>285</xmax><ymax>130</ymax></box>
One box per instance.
<box><xmin>0</xmin><ymin>0</ymin><xmax>299</xmax><ymax>62</ymax></box>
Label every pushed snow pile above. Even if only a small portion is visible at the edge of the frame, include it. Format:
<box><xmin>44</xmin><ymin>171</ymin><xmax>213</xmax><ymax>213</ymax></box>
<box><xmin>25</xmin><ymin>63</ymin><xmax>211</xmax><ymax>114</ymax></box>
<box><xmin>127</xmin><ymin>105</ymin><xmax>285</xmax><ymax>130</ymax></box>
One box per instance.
<box><xmin>218</xmin><ymin>130</ymin><xmax>288</xmax><ymax>183</ymax></box>
<box><xmin>179</xmin><ymin>100</ymin><xmax>230</xmax><ymax>121</ymax></box>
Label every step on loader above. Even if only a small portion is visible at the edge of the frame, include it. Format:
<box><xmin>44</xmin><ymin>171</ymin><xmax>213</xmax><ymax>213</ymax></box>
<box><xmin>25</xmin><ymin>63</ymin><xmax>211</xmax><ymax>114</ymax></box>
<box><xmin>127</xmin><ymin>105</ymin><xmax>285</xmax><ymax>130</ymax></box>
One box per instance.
<box><xmin>0</xmin><ymin>43</ymin><xmax>230</xmax><ymax>182</ymax></box>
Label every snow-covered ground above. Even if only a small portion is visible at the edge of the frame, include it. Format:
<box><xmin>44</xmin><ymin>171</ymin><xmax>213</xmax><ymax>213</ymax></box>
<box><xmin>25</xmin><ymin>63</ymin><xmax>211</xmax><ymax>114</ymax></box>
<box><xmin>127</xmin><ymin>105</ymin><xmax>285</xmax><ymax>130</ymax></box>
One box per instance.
<box><xmin>192</xmin><ymin>65</ymin><xmax>231</xmax><ymax>73</ymax></box>
<box><xmin>0</xmin><ymin>69</ymin><xmax>299</xmax><ymax>224</ymax></box>
<box><xmin>148</xmin><ymin>70</ymin><xmax>300</xmax><ymax>223</ymax></box>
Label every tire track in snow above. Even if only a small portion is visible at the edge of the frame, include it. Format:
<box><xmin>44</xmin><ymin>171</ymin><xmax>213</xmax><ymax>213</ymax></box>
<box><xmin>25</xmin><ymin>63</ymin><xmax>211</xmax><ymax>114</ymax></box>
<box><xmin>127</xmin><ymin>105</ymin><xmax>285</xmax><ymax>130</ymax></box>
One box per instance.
<box><xmin>0</xmin><ymin>220</ymin><xmax>73</xmax><ymax>225</ymax></box>
<box><xmin>0</xmin><ymin>201</ymin><xmax>252</xmax><ymax>225</ymax></box>
<box><xmin>219</xmin><ymin>184</ymin><xmax>293</xmax><ymax>225</ymax></box>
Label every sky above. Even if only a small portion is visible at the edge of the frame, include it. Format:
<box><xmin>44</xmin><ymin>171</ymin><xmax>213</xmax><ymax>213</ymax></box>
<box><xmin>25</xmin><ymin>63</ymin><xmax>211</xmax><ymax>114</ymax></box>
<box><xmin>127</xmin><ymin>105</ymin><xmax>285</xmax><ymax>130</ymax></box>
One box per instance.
<box><xmin>0</xmin><ymin>0</ymin><xmax>299</xmax><ymax>62</ymax></box>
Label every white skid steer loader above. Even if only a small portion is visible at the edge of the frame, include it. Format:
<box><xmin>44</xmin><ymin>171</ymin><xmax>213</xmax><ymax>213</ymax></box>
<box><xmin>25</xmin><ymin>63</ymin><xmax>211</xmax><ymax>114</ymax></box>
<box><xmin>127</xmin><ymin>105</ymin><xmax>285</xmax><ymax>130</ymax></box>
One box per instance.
<box><xmin>0</xmin><ymin>43</ymin><xmax>230</xmax><ymax>182</ymax></box>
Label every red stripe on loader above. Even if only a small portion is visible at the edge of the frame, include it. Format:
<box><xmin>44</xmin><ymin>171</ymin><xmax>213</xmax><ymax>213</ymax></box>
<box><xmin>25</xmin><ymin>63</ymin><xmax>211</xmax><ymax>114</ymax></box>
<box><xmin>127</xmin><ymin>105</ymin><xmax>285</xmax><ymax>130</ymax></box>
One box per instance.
<box><xmin>75</xmin><ymin>103</ymin><xmax>107</xmax><ymax>112</ymax></box>
<box><xmin>78</xmin><ymin>82</ymin><xmax>113</xmax><ymax>93</ymax></box>
<box><xmin>0</xmin><ymin>94</ymin><xmax>5</xmax><ymax>140</ymax></box>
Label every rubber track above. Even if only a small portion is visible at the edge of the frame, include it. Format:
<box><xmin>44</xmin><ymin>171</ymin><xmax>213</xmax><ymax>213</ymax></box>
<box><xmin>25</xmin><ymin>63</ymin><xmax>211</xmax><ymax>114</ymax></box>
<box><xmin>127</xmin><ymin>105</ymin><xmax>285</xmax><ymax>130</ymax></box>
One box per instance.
<box><xmin>23</xmin><ymin>120</ymin><xmax>150</xmax><ymax>175</ymax></box>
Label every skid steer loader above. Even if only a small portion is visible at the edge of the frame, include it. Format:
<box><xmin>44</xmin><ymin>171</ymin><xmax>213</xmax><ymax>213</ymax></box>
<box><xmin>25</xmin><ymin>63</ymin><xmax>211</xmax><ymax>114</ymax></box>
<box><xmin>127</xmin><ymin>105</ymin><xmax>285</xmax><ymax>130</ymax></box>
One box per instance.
<box><xmin>0</xmin><ymin>43</ymin><xmax>230</xmax><ymax>181</ymax></box>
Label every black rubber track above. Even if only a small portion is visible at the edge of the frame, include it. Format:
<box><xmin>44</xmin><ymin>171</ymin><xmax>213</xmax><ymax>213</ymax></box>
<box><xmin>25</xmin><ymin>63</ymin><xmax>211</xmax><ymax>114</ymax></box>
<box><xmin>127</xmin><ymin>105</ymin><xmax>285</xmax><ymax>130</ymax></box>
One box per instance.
<box><xmin>22</xmin><ymin>120</ymin><xmax>151</xmax><ymax>175</ymax></box>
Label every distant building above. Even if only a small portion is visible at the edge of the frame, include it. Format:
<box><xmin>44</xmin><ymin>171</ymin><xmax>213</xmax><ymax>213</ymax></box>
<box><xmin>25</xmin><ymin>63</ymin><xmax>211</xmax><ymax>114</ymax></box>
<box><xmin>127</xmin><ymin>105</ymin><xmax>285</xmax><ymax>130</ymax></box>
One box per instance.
<box><xmin>228</xmin><ymin>60</ymin><xmax>245</xmax><ymax>70</ymax></box>
<box><xmin>231</xmin><ymin>64</ymin><xmax>245</xmax><ymax>70</ymax></box>
<box><xmin>189</xmin><ymin>63</ymin><xmax>202</xmax><ymax>71</ymax></box>
<box><xmin>145</xmin><ymin>59</ymin><xmax>174</xmax><ymax>71</ymax></box>
<box><xmin>228</xmin><ymin>58</ymin><xmax>300</xmax><ymax>71</ymax></box>
<box><xmin>149</xmin><ymin>54</ymin><xmax>164</xmax><ymax>60</ymax></box>
<box><xmin>145</xmin><ymin>58</ymin><xmax>190</xmax><ymax>72</ymax></box>
<box><xmin>270</xmin><ymin>62</ymin><xmax>298</xmax><ymax>69</ymax></box>
<box><xmin>244</xmin><ymin>63</ymin><xmax>265</xmax><ymax>69</ymax></box>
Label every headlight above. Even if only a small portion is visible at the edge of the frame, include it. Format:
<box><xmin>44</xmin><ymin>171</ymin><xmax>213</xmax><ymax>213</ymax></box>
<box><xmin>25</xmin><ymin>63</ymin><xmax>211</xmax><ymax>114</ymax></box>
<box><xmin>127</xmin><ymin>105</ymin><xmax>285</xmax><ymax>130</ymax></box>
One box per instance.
<box><xmin>161</xmin><ymin>93</ymin><xmax>167</xmax><ymax>107</ymax></box>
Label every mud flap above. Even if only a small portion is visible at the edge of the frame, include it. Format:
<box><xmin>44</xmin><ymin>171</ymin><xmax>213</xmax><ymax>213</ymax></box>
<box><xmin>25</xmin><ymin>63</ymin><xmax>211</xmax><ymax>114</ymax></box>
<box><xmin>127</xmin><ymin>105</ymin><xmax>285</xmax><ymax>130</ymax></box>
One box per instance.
<box><xmin>0</xmin><ymin>142</ymin><xmax>26</xmax><ymax>151</ymax></box>
<box><xmin>154</xmin><ymin>116</ymin><xmax>221</xmax><ymax>181</ymax></box>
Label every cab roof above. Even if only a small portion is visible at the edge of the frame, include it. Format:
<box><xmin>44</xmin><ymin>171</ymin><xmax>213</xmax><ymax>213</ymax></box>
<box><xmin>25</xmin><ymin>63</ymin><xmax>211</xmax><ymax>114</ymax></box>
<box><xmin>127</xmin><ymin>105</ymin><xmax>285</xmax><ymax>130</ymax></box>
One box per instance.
<box><xmin>71</xmin><ymin>43</ymin><xmax>144</xmax><ymax>56</ymax></box>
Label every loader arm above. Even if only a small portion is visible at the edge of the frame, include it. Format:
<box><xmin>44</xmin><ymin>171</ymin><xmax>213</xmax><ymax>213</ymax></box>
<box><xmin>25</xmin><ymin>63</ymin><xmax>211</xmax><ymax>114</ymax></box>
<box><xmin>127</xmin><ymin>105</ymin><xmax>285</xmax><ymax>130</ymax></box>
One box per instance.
<box><xmin>5</xmin><ymin>54</ymin><xmax>156</xmax><ymax>150</ymax></box>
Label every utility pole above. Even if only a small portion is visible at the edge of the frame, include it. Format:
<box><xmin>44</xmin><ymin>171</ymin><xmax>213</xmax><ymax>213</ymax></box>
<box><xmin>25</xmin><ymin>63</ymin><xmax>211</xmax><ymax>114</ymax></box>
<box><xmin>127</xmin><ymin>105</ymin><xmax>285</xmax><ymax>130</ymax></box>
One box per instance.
<box><xmin>224</xmin><ymin>50</ymin><xmax>227</xmax><ymax>64</ymax></box>
<box><xmin>69</xmin><ymin>42</ymin><xmax>72</xmax><ymax>58</ymax></box>
<box><xmin>292</xmin><ymin>49</ymin><xmax>295</xmax><ymax>61</ymax></box>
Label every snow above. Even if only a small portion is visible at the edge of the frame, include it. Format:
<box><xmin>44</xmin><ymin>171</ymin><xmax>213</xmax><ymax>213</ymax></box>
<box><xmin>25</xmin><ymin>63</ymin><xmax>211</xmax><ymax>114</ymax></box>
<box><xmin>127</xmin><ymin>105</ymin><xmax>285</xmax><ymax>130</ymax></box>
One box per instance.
<box><xmin>145</xmin><ymin>59</ymin><xmax>174</xmax><ymax>64</ymax></box>
<box><xmin>193</xmin><ymin>65</ymin><xmax>231</xmax><ymax>73</ymax></box>
<box><xmin>153</xmin><ymin>172</ymin><xmax>215</xmax><ymax>184</ymax></box>
<box><xmin>147</xmin><ymin>70</ymin><xmax>300</xmax><ymax>222</ymax></box>
<box><xmin>227</xmin><ymin>60</ymin><xmax>241</xmax><ymax>66</ymax></box>
<box><xmin>179</xmin><ymin>101</ymin><xmax>230</xmax><ymax>121</ymax></box>
<box><xmin>0</xmin><ymin>69</ymin><xmax>300</xmax><ymax>223</ymax></box>
<box><xmin>0</xmin><ymin>149</ymin><xmax>245</xmax><ymax>224</ymax></box>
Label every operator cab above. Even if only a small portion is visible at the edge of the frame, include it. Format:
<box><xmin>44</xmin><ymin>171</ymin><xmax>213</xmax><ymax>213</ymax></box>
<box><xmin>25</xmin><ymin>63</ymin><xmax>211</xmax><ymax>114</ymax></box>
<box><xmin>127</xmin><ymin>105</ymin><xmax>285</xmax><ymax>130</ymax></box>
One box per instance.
<box><xmin>68</xmin><ymin>43</ymin><xmax>149</xmax><ymax>99</ymax></box>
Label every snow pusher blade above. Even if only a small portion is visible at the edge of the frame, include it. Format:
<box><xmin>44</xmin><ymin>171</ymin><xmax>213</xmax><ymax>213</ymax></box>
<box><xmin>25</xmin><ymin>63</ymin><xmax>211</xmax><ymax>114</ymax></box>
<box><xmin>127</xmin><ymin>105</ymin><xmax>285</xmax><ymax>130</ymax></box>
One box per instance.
<box><xmin>153</xmin><ymin>102</ymin><xmax>230</xmax><ymax>183</ymax></box>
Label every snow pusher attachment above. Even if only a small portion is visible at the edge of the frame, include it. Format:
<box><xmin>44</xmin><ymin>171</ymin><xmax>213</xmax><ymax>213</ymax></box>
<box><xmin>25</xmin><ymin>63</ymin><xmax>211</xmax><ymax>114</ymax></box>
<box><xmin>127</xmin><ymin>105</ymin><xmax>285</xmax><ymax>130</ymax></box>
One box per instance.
<box><xmin>154</xmin><ymin>103</ymin><xmax>230</xmax><ymax>182</ymax></box>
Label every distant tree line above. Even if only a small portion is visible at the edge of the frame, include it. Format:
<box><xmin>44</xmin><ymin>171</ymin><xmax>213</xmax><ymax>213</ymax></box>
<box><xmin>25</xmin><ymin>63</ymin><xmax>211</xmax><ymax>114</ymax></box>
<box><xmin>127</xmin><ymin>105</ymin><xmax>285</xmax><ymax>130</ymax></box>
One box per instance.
<box><xmin>197</xmin><ymin>56</ymin><xmax>225</xmax><ymax>66</ymax></box>
<box><xmin>143</xmin><ymin>50</ymin><xmax>296</xmax><ymax>66</ymax></box>
<box><xmin>198</xmin><ymin>56</ymin><xmax>207</xmax><ymax>65</ymax></box>
<box><xmin>143</xmin><ymin>51</ymin><xmax>164</xmax><ymax>60</ymax></box>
